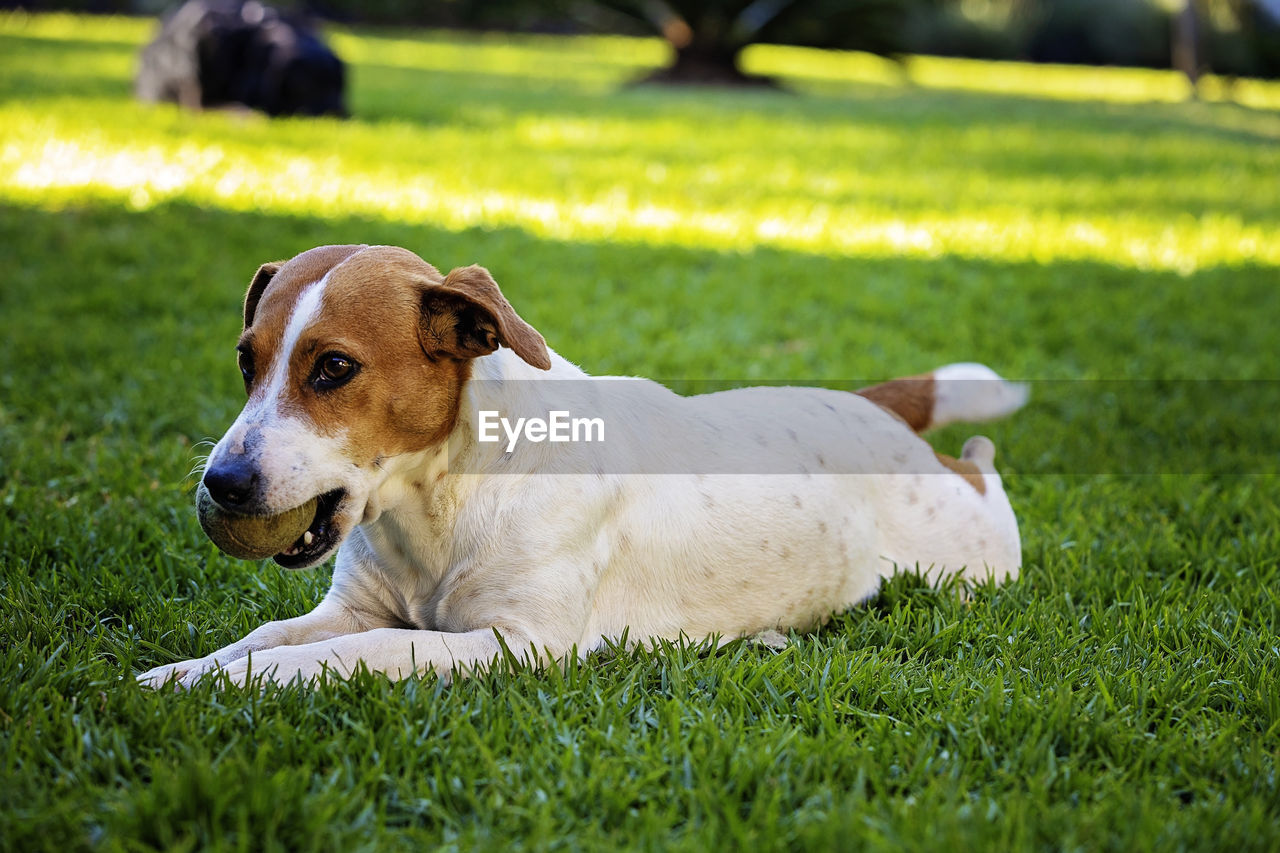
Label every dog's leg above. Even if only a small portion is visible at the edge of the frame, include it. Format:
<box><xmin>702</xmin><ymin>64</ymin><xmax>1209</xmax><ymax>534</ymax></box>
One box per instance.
<box><xmin>206</xmin><ymin>626</ymin><xmax>531</xmax><ymax>687</ymax></box>
<box><xmin>135</xmin><ymin>597</ymin><xmax>375</xmax><ymax>689</ymax></box>
<box><xmin>169</xmin><ymin>550</ymin><xmax>598</xmax><ymax>687</ymax></box>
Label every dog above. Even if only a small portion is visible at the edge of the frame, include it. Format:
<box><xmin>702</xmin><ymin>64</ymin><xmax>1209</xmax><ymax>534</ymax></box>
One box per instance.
<box><xmin>137</xmin><ymin>244</ymin><xmax>1026</xmax><ymax>688</ymax></box>
<box><xmin>136</xmin><ymin>0</ymin><xmax>347</xmax><ymax>118</ymax></box>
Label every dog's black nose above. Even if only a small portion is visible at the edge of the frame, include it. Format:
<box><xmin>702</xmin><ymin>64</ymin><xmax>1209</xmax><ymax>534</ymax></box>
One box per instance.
<box><xmin>203</xmin><ymin>460</ymin><xmax>260</xmax><ymax>510</ymax></box>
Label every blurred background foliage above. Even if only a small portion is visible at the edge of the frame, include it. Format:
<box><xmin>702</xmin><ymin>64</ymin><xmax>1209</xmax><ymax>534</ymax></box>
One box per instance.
<box><xmin>9</xmin><ymin>0</ymin><xmax>1280</xmax><ymax>80</ymax></box>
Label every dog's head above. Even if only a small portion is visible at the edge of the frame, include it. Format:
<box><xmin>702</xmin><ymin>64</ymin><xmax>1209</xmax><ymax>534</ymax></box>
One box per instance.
<box><xmin>200</xmin><ymin>244</ymin><xmax>550</xmax><ymax>568</ymax></box>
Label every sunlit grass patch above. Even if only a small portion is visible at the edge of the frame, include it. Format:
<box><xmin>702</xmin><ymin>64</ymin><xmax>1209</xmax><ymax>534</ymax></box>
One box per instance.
<box><xmin>0</xmin><ymin>10</ymin><xmax>150</xmax><ymax>43</ymax></box>
<box><xmin>747</xmin><ymin>43</ymin><xmax>1280</xmax><ymax>111</ymax></box>
<box><xmin>2</xmin><ymin>12</ymin><xmax>1278</xmax><ymax>274</ymax></box>
<box><xmin>6</xmin><ymin>134</ymin><xmax>1272</xmax><ymax>272</ymax></box>
<box><xmin>328</xmin><ymin>29</ymin><xmax>665</xmax><ymax>88</ymax></box>
<box><xmin>0</xmin><ymin>115</ymin><xmax>1274</xmax><ymax>273</ymax></box>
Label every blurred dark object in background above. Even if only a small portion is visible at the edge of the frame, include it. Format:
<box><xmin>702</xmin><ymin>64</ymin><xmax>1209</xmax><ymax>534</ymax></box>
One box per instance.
<box><xmin>1027</xmin><ymin>0</ymin><xmax>1171</xmax><ymax>69</ymax></box>
<box><xmin>135</xmin><ymin>0</ymin><xmax>347</xmax><ymax>116</ymax></box>
<box><xmin>11</xmin><ymin>0</ymin><xmax>1280</xmax><ymax>83</ymax></box>
<box><xmin>1019</xmin><ymin>0</ymin><xmax>1280</xmax><ymax>80</ymax></box>
<box><xmin>574</xmin><ymin>0</ymin><xmax>1280</xmax><ymax>85</ymax></box>
<box><xmin>592</xmin><ymin>0</ymin><xmax>913</xmax><ymax>86</ymax></box>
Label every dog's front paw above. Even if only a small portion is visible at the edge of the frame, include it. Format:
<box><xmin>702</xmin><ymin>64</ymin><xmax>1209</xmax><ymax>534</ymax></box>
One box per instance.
<box><xmin>215</xmin><ymin>649</ymin><xmax>345</xmax><ymax>688</ymax></box>
<box><xmin>136</xmin><ymin>657</ymin><xmax>220</xmax><ymax>690</ymax></box>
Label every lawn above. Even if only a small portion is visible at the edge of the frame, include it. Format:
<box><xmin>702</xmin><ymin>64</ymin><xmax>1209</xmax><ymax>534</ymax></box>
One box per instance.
<box><xmin>2</xmin><ymin>11</ymin><xmax>1279</xmax><ymax>851</ymax></box>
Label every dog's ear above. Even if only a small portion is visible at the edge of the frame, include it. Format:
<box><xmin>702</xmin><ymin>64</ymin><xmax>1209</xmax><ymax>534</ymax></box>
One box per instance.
<box><xmin>418</xmin><ymin>265</ymin><xmax>551</xmax><ymax>370</ymax></box>
<box><xmin>243</xmin><ymin>262</ymin><xmax>281</xmax><ymax>329</ymax></box>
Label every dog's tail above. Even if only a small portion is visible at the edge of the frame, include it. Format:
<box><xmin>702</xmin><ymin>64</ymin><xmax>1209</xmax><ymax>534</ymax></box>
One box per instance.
<box><xmin>857</xmin><ymin>362</ymin><xmax>1028</xmax><ymax>434</ymax></box>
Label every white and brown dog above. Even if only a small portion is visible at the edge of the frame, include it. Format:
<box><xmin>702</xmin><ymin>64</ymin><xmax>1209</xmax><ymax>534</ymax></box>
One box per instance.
<box><xmin>138</xmin><ymin>244</ymin><xmax>1026</xmax><ymax>688</ymax></box>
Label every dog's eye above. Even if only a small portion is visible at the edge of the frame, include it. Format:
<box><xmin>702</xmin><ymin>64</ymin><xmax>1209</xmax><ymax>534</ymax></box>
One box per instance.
<box><xmin>313</xmin><ymin>353</ymin><xmax>358</xmax><ymax>390</ymax></box>
<box><xmin>236</xmin><ymin>347</ymin><xmax>255</xmax><ymax>388</ymax></box>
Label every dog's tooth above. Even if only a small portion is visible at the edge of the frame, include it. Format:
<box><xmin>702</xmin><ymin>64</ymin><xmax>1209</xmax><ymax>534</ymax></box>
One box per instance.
<box><xmin>303</xmin><ymin>530</ymin><xmax>314</xmax><ymax>546</ymax></box>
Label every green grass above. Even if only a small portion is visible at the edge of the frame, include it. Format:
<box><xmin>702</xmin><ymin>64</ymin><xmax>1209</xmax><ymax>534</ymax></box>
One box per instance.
<box><xmin>2</xmin><ymin>11</ymin><xmax>1279</xmax><ymax>851</ymax></box>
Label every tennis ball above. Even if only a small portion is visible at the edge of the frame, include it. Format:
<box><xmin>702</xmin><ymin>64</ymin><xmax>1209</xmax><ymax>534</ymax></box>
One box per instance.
<box><xmin>196</xmin><ymin>483</ymin><xmax>317</xmax><ymax>560</ymax></box>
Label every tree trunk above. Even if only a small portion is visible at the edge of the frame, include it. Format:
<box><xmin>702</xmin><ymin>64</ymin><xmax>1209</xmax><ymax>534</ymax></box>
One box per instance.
<box><xmin>638</xmin><ymin>11</ymin><xmax>777</xmax><ymax>87</ymax></box>
<box><xmin>1172</xmin><ymin>0</ymin><xmax>1203</xmax><ymax>95</ymax></box>
<box><xmin>643</xmin><ymin>41</ymin><xmax>770</xmax><ymax>85</ymax></box>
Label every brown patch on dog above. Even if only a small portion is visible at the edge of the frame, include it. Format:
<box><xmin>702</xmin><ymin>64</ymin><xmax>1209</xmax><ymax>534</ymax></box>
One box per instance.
<box><xmin>244</xmin><ymin>245</ymin><xmax>367</xmax><ymax>331</ymax></box>
<box><xmin>237</xmin><ymin>245</ymin><xmax>369</xmax><ymax>397</ymax></box>
<box><xmin>935</xmin><ymin>452</ymin><xmax>987</xmax><ymax>495</ymax></box>
<box><xmin>857</xmin><ymin>374</ymin><xmax>935</xmax><ymax>433</ymax></box>
<box><xmin>240</xmin><ymin>245</ymin><xmax>551</xmax><ymax>470</ymax></box>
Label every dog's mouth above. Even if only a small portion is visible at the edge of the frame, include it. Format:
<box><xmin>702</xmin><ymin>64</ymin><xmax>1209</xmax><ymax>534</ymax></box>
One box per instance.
<box><xmin>274</xmin><ymin>488</ymin><xmax>347</xmax><ymax>568</ymax></box>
